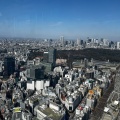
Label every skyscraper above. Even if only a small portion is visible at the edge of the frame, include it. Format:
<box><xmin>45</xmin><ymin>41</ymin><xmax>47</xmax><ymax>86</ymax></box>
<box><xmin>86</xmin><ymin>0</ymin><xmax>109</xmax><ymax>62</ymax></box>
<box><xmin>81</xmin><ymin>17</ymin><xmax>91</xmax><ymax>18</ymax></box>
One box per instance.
<box><xmin>4</xmin><ymin>56</ymin><xmax>15</xmax><ymax>77</ymax></box>
<box><xmin>48</xmin><ymin>48</ymin><xmax>56</xmax><ymax>67</ymax></box>
<box><xmin>60</xmin><ymin>36</ymin><xmax>64</xmax><ymax>46</ymax></box>
<box><xmin>117</xmin><ymin>42</ymin><xmax>120</xmax><ymax>49</ymax></box>
<box><xmin>43</xmin><ymin>52</ymin><xmax>49</xmax><ymax>62</ymax></box>
<box><xmin>35</xmin><ymin>68</ymin><xmax>44</xmax><ymax>79</ymax></box>
<box><xmin>77</xmin><ymin>38</ymin><xmax>80</xmax><ymax>46</ymax></box>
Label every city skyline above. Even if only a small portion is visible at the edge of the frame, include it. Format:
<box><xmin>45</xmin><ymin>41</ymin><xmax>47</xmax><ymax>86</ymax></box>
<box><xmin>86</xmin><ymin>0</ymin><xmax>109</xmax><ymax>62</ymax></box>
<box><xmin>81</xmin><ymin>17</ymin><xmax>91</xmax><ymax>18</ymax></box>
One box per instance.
<box><xmin>0</xmin><ymin>0</ymin><xmax>120</xmax><ymax>40</ymax></box>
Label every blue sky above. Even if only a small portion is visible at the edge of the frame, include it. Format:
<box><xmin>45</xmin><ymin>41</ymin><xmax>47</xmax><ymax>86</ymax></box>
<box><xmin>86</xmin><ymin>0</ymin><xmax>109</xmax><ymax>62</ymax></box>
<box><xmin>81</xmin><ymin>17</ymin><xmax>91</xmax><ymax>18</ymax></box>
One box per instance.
<box><xmin>0</xmin><ymin>0</ymin><xmax>120</xmax><ymax>40</ymax></box>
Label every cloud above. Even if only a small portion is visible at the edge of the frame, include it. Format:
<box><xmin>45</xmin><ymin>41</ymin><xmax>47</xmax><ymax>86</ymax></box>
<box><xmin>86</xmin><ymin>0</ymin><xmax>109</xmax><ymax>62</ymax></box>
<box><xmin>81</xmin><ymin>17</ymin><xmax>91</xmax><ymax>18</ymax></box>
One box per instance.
<box><xmin>0</xmin><ymin>12</ymin><xmax>2</xmax><ymax>17</ymax></box>
<box><xmin>49</xmin><ymin>21</ymin><xmax>63</xmax><ymax>27</ymax></box>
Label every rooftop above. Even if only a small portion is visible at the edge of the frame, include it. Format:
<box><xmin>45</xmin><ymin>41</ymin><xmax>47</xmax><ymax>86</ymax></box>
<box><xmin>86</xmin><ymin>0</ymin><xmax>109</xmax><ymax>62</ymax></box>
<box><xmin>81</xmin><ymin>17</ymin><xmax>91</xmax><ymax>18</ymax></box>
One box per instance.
<box><xmin>101</xmin><ymin>100</ymin><xmax>120</xmax><ymax>120</ymax></box>
<box><xmin>38</xmin><ymin>107</ymin><xmax>63</xmax><ymax>120</ymax></box>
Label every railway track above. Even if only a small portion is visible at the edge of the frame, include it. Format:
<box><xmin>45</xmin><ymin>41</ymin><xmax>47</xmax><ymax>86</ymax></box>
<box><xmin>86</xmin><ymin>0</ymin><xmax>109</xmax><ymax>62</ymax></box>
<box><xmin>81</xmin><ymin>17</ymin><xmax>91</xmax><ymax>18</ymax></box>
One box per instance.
<box><xmin>90</xmin><ymin>80</ymin><xmax>114</xmax><ymax>120</ymax></box>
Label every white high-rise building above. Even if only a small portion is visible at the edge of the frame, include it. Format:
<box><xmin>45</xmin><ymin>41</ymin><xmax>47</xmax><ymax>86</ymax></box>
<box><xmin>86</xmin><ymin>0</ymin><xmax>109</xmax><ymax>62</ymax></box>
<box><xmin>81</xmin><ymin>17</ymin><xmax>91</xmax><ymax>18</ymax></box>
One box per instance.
<box><xmin>60</xmin><ymin>36</ymin><xmax>64</xmax><ymax>46</ymax></box>
<box><xmin>77</xmin><ymin>38</ymin><xmax>80</xmax><ymax>45</ymax></box>
<box><xmin>117</xmin><ymin>42</ymin><xmax>120</xmax><ymax>49</ymax></box>
<box><xmin>103</xmin><ymin>39</ymin><xmax>109</xmax><ymax>46</ymax></box>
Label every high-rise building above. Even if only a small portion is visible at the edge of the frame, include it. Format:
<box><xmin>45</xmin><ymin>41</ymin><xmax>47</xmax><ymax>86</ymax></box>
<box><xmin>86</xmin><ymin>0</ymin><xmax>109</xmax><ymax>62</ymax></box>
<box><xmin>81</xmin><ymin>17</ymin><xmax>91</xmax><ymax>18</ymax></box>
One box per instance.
<box><xmin>117</xmin><ymin>42</ymin><xmax>120</xmax><ymax>49</ymax></box>
<box><xmin>103</xmin><ymin>39</ymin><xmax>109</xmax><ymax>46</ymax></box>
<box><xmin>101</xmin><ymin>38</ymin><xmax>109</xmax><ymax>46</ymax></box>
<box><xmin>35</xmin><ymin>68</ymin><xmax>44</xmax><ymax>79</ymax></box>
<box><xmin>26</xmin><ymin>66</ymin><xmax>44</xmax><ymax>79</ymax></box>
<box><xmin>48</xmin><ymin>48</ymin><xmax>56</xmax><ymax>67</ymax></box>
<box><xmin>77</xmin><ymin>38</ymin><xmax>80</xmax><ymax>45</ymax></box>
<box><xmin>60</xmin><ymin>36</ymin><xmax>64</xmax><ymax>46</ymax></box>
<box><xmin>80</xmin><ymin>40</ymin><xmax>84</xmax><ymax>45</ymax></box>
<box><xmin>43</xmin><ymin>52</ymin><xmax>49</xmax><ymax>62</ymax></box>
<box><xmin>4</xmin><ymin>56</ymin><xmax>15</xmax><ymax>77</ymax></box>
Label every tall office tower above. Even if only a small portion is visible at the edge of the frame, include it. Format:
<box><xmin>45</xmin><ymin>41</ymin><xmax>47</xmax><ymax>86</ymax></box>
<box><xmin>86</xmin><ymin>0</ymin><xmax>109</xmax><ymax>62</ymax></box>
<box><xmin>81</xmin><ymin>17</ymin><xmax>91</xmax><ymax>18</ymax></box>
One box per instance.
<box><xmin>103</xmin><ymin>39</ymin><xmax>109</xmax><ymax>46</ymax></box>
<box><xmin>80</xmin><ymin>40</ymin><xmax>84</xmax><ymax>45</ymax></box>
<box><xmin>117</xmin><ymin>42</ymin><xmax>120</xmax><ymax>49</ymax></box>
<box><xmin>4</xmin><ymin>56</ymin><xmax>15</xmax><ymax>77</ymax></box>
<box><xmin>35</xmin><ymin>68</ymin><xmax>44</xmax><ymax>79</ymax></box>
<box><xmin>95</xmin><ymin>39</ymin><xmax>99</xmax><ymax>44</ymax></box>
<box><xmin>60</xmin><ymin>36</ymin><xmax>64</xmax><ymax>46</ymax></box>
<box><xmin>43</xmin><ymin>52</ymin><xmax>49</xmax><ymax>62</ymax></box>
<box><xmin>48</xmin><ymin>48</ymin><xmax>56</xmax><ymax>67</ymax></box>
<box><xmin>77</xmin><ymin>38</ymin><xmax>80</xmax><ymax>45</ymax></box>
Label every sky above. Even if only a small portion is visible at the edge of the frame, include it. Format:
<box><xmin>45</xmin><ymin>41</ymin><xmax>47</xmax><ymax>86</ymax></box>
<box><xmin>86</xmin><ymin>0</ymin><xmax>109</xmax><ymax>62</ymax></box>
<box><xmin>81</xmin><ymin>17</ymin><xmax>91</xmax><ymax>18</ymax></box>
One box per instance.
<box><xmin>0</xmin><ymin>0</ymin><xmax>120</xmax><ymax>40</ymax></box>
